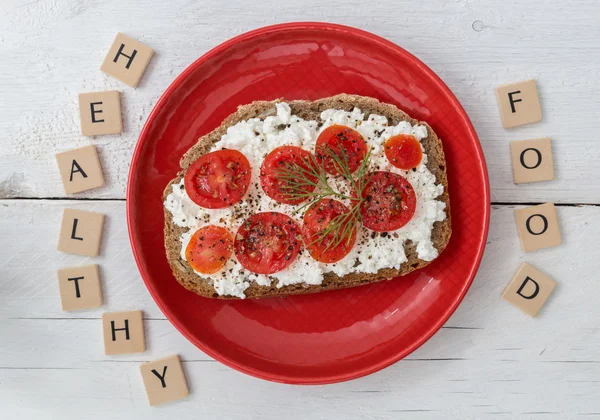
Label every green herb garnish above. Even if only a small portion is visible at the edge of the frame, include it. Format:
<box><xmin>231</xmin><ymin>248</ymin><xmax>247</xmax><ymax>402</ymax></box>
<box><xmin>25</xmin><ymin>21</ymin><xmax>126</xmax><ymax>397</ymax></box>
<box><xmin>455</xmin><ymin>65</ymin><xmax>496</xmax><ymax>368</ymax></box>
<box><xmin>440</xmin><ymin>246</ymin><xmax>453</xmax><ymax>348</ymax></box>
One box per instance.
<box><xmin>276</xmin><ymin>145</ymin><xmax>372</xmax><ymax>252</ymax></box>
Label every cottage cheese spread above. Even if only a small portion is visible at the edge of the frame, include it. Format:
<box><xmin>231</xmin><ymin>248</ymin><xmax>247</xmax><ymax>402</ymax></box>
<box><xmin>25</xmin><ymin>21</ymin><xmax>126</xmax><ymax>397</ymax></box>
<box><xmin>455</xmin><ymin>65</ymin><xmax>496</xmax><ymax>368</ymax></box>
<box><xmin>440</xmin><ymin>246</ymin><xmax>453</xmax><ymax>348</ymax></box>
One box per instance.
<box><xmin>164</xmin><ymin>103</ymin><xmax>446</xmax><ymax>298</ymax></box>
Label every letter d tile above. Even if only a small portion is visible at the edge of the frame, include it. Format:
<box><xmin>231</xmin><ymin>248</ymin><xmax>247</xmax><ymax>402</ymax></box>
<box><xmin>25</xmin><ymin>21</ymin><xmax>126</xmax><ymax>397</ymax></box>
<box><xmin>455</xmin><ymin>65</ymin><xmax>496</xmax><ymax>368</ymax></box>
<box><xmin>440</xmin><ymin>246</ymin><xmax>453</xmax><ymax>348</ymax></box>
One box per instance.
<box><xmin>502</xmin><ymin>263</ymin><xmax>557</xmax><ymax>317</ymax></box>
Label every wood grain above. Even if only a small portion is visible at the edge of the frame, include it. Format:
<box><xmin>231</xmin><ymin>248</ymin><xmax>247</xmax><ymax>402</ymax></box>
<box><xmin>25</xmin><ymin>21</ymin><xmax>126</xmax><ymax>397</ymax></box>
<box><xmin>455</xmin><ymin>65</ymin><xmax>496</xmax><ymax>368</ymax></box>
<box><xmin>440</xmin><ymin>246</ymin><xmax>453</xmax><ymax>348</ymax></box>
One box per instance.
<box><xmin>1</xmin><ymin>0</ymin><xmax>599</xmax><ymax>202</ymax></box>
<box><xmin>1</xmin><ymin>200</ymin><xmax>599</xmax><ymax>418</ymax></box>
<box><xmin>1</xmin><ymin>0</ymin><xmax>600</xmax><ymax>417</ymax></box>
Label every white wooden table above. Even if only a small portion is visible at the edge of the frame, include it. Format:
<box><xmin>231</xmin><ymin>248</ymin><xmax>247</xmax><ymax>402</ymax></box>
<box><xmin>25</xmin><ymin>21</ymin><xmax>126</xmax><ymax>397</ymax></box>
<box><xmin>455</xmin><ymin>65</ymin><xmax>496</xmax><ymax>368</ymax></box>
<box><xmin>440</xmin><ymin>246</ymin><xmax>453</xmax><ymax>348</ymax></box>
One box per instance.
<box><xmin>2</xmin><ymin>1</ymin><xmax>600</xmax><ymax>418</ymax></box>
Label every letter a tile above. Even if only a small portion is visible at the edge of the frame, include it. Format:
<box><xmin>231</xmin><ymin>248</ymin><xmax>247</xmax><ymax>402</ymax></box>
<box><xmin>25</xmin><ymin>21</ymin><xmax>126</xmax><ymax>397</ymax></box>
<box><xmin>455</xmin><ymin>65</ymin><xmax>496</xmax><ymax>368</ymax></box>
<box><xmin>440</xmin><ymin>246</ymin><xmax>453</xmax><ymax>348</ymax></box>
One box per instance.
<box><xmin>514</xmin><ymin>203</ymin><xmax>562</xmax><ymax>252</ymax></box>
<box><xmin>102</xmin><ymin>310</ymin><xmax>145</xmax><ymax>355</ymax></box>
<box><xmin>101</xmin><ymin>32</ymin><xmax>154</xmax><ymax>87</ymax></box>
<box><xmin>79</xmin><ymin>91</ymin><xmax>122</xmax><ymax>136</ymax></box>
<box><xmin>495</xmin><ymin>79</ymin><xmax>542</xmax><ymax>128</ymax></box>
<box><xmin>56</xmin><ymin>145</ymin><xmax>105</xmax><ymax>194</ymax></box>
<box><xmin>140</xmin><ymin>355</ymin><xmax>189</xmax><ymax>406</ymax></box>
<box><xmin>502</xmin><ymin>263</ymin><xmax>556</xmax><ymax>317</ymax></box>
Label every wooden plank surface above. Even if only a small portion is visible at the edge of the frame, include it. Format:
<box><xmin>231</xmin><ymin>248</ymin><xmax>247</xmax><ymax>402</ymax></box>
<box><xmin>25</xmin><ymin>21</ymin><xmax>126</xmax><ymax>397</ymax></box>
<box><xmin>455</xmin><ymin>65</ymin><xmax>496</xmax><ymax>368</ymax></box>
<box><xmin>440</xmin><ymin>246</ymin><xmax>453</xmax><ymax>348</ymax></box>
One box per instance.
<box><xmin>1</xmin><ymin>0</ymin><xmax>600</xmax><ymax>202</ymax></box>
<box><xmin>2</xmin><ymin>0</ymin><xmax>600</xmax><ymax>418</ymax></box>
<box><xmin>1</xmin><ymin>200</ymin><xmax>599</xmax><ymax>418</ymax></box>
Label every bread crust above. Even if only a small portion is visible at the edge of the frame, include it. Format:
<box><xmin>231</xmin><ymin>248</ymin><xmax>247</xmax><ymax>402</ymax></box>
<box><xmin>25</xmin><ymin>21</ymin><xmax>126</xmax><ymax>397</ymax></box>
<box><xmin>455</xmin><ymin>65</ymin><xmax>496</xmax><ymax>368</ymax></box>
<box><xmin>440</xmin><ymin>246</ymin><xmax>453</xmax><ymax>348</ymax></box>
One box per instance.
<box><xmin>163</xmin><ymin>94</ymin><xmax>451</xmax><ymax>299</ymax></box>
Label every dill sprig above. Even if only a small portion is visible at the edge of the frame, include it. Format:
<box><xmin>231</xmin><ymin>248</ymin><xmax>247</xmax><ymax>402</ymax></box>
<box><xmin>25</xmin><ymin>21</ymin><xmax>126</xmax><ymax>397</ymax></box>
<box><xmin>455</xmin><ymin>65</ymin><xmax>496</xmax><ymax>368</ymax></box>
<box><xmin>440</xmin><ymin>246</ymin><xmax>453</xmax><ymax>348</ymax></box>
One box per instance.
<box><xmin>275</xmin><ymin>144</ymin><xmax>372</xmax><ymax>253</ymax></box>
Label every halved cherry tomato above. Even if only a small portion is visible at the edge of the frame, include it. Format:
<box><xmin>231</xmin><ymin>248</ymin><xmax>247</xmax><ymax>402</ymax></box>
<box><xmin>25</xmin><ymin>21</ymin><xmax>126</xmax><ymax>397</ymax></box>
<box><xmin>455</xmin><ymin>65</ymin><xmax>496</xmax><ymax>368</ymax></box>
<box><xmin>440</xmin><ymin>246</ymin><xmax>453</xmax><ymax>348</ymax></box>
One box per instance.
<box><xmin>184</xmin><ymin>149</ymin><xmax>251</xmax><ymax>209</ymax></box>
<box><xmin>234</xmin><ymin>212</ymin><xmax>302</xmax><ymax>274</ymax></box>
<box><xmin>384</xmin><ymin>134</ymin><xmax>423</xmax><ymax>170</ymax></box>
<box><xmin>360</xmin><ymin>171</ymin><xmax>416</xmax><ymax>232</ymax></box>
<box><xmin>260</xmin><ymin>146</ymin><xmax>317</xmax><ymax>205</ymax></box>
<box><xmin>316</xmin><ymin>124</ymin><xmax>367</xmax><ymax>175</ymax></box>
<box><xmin>302</xmin><ymin>199</ymin><xmax>357</xmax><ymax>263</ymax></box>
<box><xmin>185</xmin><ymin>225</ymin><xmax>234</xmax><ymax>274</ymax></box>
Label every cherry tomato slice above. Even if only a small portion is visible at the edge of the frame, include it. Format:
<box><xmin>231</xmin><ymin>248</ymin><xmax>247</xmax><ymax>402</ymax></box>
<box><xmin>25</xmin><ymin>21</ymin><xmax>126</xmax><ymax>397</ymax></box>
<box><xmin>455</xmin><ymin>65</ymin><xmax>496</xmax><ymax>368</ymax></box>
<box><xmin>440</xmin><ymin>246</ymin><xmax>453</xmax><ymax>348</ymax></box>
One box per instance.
<box><xmin>185</xmin><ymin>225</ymin><xmax>234</xmax><ymax>274</ymax></box>
<box><xmin>302</xmin><ymin>199</ymin><xmax>357</xmax><ymax>263</ymax></box>
<box><xmin>316</xmin><ymin>124</ymin><xmax>367</xmax><ymax>175</ymax></box>
<box><xmin>360</xmin><ymin>171</ymin><xmax>417</xmax><ymax>232</ymax></box>
<box><xmin>184</xmin><ymin>149</ymin><xmax>251</xmax><ymax>209</ymax></box>
<box><xmin>260</xmin><ymin>146</ymin><xmax>317</xmax><ymax>205</ymax></box>
<box><xmin>384</xmin><ymin>134</ymin><xmax>423</xmax><ymax>170</ymax></box>
<box><xmin>234</xmin><ymin>212</ymin><xmax>302</xmax><ymax>274</ymax></box>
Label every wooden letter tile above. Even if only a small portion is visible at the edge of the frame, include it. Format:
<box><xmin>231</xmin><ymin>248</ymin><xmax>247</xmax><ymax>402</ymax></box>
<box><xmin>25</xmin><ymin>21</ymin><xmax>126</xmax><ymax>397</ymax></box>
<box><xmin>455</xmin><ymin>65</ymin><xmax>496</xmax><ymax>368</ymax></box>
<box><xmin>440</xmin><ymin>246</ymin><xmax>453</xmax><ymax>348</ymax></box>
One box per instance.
<box><xmin>57</xmin><ymin>264</ymin><xmax>103</xmax><ymax>311</ymax></box>
<box><xmin>495</xmin><ymin>79</ymin><xmax>542</xmax><ymax>128</ymax></box>
<box><xmin>502</xmin><ymin>263</ymin><xmax>556</xmax><ymax>317</ymax></box>
<box><xmin>102</xmin><ymin>310</ymin><xmax>145</xmax><ymax>355</ymax></box>
<box><xmin>140</xmin><ymin>355</ymin><xmax>189</xmax><ymax>406</ymax></box>
<box><xmin>56</xmin><ymin>145</ymin><xmax>105</xmax><ymax>194</ymax></box>
<box><xmin>101</xmin><ymin>32</ymin><xmax>154</xmax><ymax>87</ymax></box>
<box><xmin>510</xmin><ymin>138</ymin><xmax>554</xmax><ymax>184</ymax></box>
<box><xmin>79</xmin><ymin>90</ymin><xmax>122</xmax><ymax>136</ymax></box>
<box><xmin>57</xmin><ymin>208</ymin><xmax>105</xmax><ymax>256</ymax></box>
<box><xmin>514</xmin><ymin>203</ymin><xmax>562</xmax><ymax>252</ymax></box>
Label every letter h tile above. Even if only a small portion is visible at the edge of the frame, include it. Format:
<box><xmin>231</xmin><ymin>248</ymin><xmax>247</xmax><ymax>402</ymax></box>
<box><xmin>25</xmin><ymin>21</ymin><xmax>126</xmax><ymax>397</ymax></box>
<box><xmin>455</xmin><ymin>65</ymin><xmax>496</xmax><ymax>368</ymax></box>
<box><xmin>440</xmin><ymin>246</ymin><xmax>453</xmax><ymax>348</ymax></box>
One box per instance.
<box><xmin>101</xmin><ymin>33</ymin><xmax>154</xmax><ymax>87</ymax></box>
<box><xmin>102</xmin><ymin>310</ymin><xmax>145</xmax><ymax>355</ymax></box>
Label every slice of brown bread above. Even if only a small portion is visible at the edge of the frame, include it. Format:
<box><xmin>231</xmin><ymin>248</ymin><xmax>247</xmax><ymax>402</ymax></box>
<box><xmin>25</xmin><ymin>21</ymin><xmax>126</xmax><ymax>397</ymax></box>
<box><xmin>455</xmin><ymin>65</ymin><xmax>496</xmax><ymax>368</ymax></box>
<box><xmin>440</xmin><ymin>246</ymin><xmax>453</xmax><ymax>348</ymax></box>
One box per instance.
<box><xmin>163</xmin><ymin>94</ymin><xmax>451</xmax><ymax>299</ymax></box>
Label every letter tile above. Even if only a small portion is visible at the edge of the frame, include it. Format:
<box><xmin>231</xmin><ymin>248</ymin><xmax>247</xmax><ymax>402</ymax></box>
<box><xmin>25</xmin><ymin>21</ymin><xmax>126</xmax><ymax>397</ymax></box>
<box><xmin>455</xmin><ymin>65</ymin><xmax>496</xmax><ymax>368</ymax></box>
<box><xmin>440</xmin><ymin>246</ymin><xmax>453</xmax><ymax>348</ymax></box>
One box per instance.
<box><xmin>101</xmin><ymin>33</ymin><xmax>154</xmax><ymax>87</ymax></box>
<box><xmin>510</xmin><ymin>138</ymin><xmax>554</xmax><ymax>184</ymax></box>
<box><xmin>140</xmin><ymin>355</ymin><xmax>189</xmax><ymax>406</ymax></box>
<box><xmin>78</xmin><ymin>90</ymin><xmax>122</xmax><ymax>136</ymax></box>
<box><xmin>56</xmin><ymin>145</ymin><xmax>104</xmax><ymax>194</ymax></box>
<box><xmin>514</xmin><ymin>203</ymin><xmax>562</xmax><ymax>252</ymax></box>
<box><xmin>495</xmin><ymin>79</ymin><xmax>542</xmax><ymax>128</ymax></box>
<box><xmin>57</xmin><ymin>208</ymin><xmax>105</xmax><ymax>256</ymax></box>
<box><xmin>102</xmin><ymin>310</ymin><xmax>145</xmax><ymax>355</ymax></box>
<box><xmin>502</xmin><ymin>263</ymin><xmax>556</xmax><ymax>317</ymax></box>
<box><xmin>57</xmin><ymin>264</ymin><xmax>103</xmax><ymax>311</ymax></box>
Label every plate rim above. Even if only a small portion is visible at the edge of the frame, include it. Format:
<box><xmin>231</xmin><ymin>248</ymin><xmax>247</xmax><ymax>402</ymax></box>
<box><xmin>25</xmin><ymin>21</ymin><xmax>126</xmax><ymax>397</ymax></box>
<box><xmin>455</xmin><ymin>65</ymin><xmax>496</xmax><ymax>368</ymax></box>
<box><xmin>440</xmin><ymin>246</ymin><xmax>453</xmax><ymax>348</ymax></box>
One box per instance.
<box><xmin>127</xmin><ymin>21</ymin><xmax>491</xmax><ymax>385</ymax></box>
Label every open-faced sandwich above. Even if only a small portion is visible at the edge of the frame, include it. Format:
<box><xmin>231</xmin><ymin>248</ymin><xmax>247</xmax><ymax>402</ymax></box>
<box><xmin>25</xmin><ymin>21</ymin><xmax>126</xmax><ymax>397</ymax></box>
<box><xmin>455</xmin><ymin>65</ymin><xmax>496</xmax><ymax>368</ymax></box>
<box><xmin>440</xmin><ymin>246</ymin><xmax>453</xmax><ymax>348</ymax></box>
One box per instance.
<box><xmin>163</xmin><ymin>94</ymin><xmax>450</xmax><ymax>299</ymax></box>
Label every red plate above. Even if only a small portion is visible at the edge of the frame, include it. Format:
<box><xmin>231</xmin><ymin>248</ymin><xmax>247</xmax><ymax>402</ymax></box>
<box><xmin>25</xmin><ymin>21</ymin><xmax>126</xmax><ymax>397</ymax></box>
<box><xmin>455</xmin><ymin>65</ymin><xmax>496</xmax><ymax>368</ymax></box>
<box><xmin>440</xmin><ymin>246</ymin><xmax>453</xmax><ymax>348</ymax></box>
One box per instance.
<box><xmin>127</xmin><ymin>22</ymin><xmax>490</xmax><ymax>384</ymax></box>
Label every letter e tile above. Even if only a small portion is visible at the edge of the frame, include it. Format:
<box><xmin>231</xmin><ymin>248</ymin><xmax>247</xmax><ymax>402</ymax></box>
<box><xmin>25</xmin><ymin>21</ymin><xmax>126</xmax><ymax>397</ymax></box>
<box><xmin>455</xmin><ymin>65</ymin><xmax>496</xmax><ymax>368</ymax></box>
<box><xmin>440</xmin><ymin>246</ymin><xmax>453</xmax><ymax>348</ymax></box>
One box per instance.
<box><xmin>78</xmin><ymin>90</ymin><xmax>122</xmax><ymax>136</ymax></box>
<box><xmin>57</xmin><ymin>209</ymin><xmax>105</xmax><ymax>256</ymax></box>
<box><xmin>101</xmin><ymin>32</ymin><xmax>154</xmax><ymax>87</ymax></box>
<box><xmin>102</xmin><ymin>310</ymin><xmax>145</xmax><ymax>355</ymax></box>
<box><xmin>495</xmin><ymin>79</ymin><xmax>542</xmax><ymax>128</ymax></box>
<box><xmin>140</xmin><ymin>355</ymin><xmax>189</xmax><ymax>406</ymax></box>
<box><xmin>502</xmin><ymin>263</ymin><xmax>556</xmax><ymax>317</ymax></box>
<box><xmin>514</xmin><ymin>203</ymin><xmax>562</xmax><ymax>252</ymax></box>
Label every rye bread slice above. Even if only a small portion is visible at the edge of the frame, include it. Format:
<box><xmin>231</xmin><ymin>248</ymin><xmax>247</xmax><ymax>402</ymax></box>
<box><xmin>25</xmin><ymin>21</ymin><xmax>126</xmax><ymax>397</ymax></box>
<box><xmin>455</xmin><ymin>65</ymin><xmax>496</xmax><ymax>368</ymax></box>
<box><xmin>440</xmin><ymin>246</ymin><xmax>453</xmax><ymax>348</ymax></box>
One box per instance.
<box><xmin>163</xmin><ymin>94</ymin><xmax>451</xmax><ymax>299</ymax></box>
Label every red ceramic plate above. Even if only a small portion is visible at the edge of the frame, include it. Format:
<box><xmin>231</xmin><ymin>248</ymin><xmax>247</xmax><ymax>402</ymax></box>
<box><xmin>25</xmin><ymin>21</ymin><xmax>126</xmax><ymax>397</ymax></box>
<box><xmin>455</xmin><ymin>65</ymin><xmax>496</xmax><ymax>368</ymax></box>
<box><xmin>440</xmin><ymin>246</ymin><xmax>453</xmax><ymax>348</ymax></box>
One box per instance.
<box><xmin>127</xmin><ymin>22</ymin><xmax>490</xmax><ymax>384</ymax></box>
